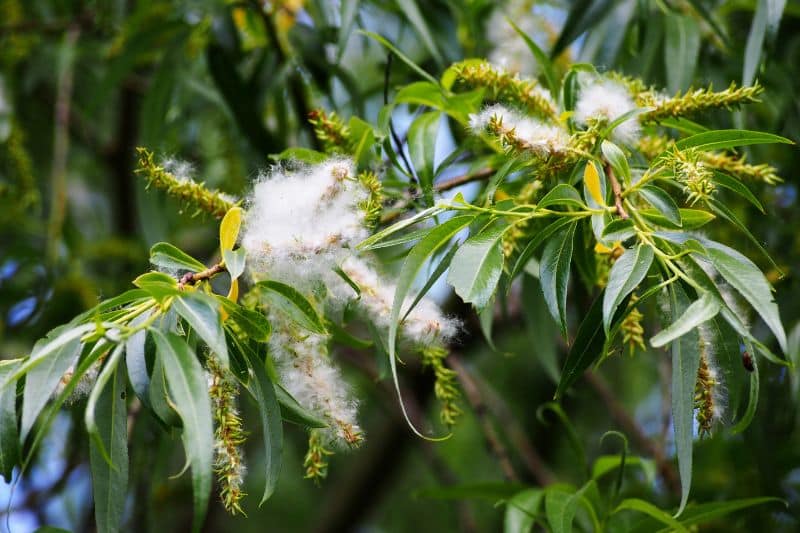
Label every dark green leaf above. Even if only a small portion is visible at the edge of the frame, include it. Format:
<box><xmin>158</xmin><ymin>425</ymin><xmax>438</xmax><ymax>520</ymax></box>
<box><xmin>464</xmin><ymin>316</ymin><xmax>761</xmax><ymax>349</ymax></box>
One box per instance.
<box><xmin>150</xmin><ymin>242</ymin><xmax>206</xmax><ymax>272</ymax></box>
<box><xmin>540</xmin><ymin>223</ymin><xmax>577</xmax><ymax>336</ymax></box>
<box><xmin>242</xmin><ymin>349</ymin><xmax>282</xmax><ymax>505</ymax></box>
<box><xmin>664</xmin><ymin>12</ymin><xmax>700</xmax><ymax>94</ymax></box>
<box><xmin>0</xmin><ymin>359</ymin><xmax>21</xmax><ymax>482</ymax></box>
<box><xmin>602</xmin><ymin>219</ymin><xmax>635</xmax><ymax>242</ymax></box>
<box><xmin>651</xmin><ymin>292</ymin><xmax>720</xmax><ymax>348</ymax></box>
<box><xmin>274</xmin><ymin>384</ymin><xmax>327</xmax><ymax>428</ymax></box>
<box><xmin>408</xmin><ymin>111</ymin><xmax>441</xmax><ymax>204</ymax></box>
<box><xmin>173</xmin><ymin>293</ymin><xmax>228</xmax><ymax>368</ymax></box>
<box><xmin>88</xmin><ymin>348</ymin><xmax>128</xmax><ymax>533</ymax></box>
<box><xmin>712</xmin><ymin>172</ymin><xmax>764</xmax><ymax>213</ymax></box>
<box><xmin>603</xmin><ymin>244</ymin><xmax>654</xmax><ymax>334</ymax></box>
<box><xmin>614</xmin><ymin>498</ymin><xmax>688</xmax><ymax>532</ymax></box>
<box><xmin>674</xmin><ymin>129</ymin><xmax>793</xmax><ymax>151</ymax></box>
<box><xmin>509</xmin><ymin>217</ymin><xmax>576</xmax><ymax>283</ymax></box>
<box><xmin>706</xmin><ymin>198</ymin><xmax>779</xmax><ymax>271</ymax></box>
<box><xmin>151</xmin><ymin>329</ymin><xmax>213</xmax><ymax>532</ymax></box>
<box><xmin>639</xmin><ymin>186</ymin><xmax>682</xmax><ymax>227</ymax></box>
<box><xmin>360</xmin><ymin>31</ymin><xmax>439</xmax><ymax>85</ymax></box>
<box><xmin>538</xmin><ymin>184</ymin><xmax>585</xmax><ymax>210</ymax></box>
<box><xmin>640</xmin><ymin>208</ymin><xmax>713</xmax><ymax>229</ymax></box>
<box><xmin>85</xmin><ymin>345</ymin><xmax>125</xmax><ymax>465</ymax></box>
<box><xmin>256</xmin><ymin>280</ymin><xmax>326</xmax><ymax>335</ymax></box>
<box><xmin>218</xmin><ymin>300</ymin><xmax>271</xmax><ymax>342</ymax></box>
<box><xmin>448</xmin><ymin>224</ymin><xmax>506</xmax><ymax>308</ymax></box>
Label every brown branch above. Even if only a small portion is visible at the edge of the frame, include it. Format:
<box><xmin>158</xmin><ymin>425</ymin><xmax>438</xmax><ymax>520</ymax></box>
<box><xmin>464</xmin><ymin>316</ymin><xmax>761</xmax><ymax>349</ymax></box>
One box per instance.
<box><xmin>448</xmin><ymin>354</ymin><xmax>520</xmax><ymax>482</ymax></box>
<box><xmin>177</xmin><ymin>263</ymin><xmax>226</xmax><ymax>289</ymax></box>
<box><xmin>583</xmin><ymin>371</ymin><xmax>680</xmax><ymax>495</ymax></box>
<box><xmin>604</xmin><ymin>162</ymin><xmax>629</xmax><ymax>220</ymax></box>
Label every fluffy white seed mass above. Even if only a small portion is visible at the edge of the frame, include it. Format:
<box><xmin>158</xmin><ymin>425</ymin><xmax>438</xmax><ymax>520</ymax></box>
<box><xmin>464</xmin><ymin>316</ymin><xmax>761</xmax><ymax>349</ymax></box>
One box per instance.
<box><xmin>241</xmin><ymin>158</ymin><xmax>369</xmax><ymax>289</ymax></box>
<box><xmin>574</xmin><ymin>74</ymin><xmax>641</xmax><ymax>145</ymax></box>
<box><xmin>469</xmin><ymin>104</ymin><xmax>569</xmax><ymax>156</ymax></box>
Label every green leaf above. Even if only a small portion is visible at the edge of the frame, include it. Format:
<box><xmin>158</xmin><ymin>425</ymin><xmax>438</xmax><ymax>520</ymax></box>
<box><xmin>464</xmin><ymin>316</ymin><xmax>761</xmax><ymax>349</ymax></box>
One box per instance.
<box><xmin>591</xmin><ymin>456</ymin><xmax>656</xmax><ymax>486</ymax></box>
<box><xmin>20</xmin><ymin>330</ymin><xmax>83</xmax><ymax>444</ymax></box>
<box><xmin>706</xmin><ymin>198</ymin><xmax>779</xmax><ymax>271</ymax></box>
<box><xmin>702</xmin><ymin>241</ymin><xmax>787</xmax><ymax>353</ymax></box>
<box><xmin>389</xmin><ymin>214</ymin><xmax>475</xmax><ymax>438</ymax></box>
<box><xmin>218</xmin><ymin>299</ymin><xmax>271</xmax><ymax>342</ymax></box>
<box><xmin>504</xmin><ymin>488</ymin><xmax>543</xmax><ymax>533</ymax></box>
<box><xmin>674</xmin><ymin>129</ymin><xmax>793</xmax><ymax>152</ymax></box>
<box><xmin>85</xmin><ymin>344</ymin><xmax>125</xmax><ymax>466</ymax></box>
<box><xmin>360</xmin><ymin>31</ymin><xmax>439</xmax><ymax>85</ymax></box>
<box><xmin>395</xmin><ymin>81</ymin><xmax>445</xmax><ymax>109</ymax></box>
<box><xmin>394</xmin><ymin>0</ymin><xmax>444</xmax><ymax>66</ymax></box>
<box><xmin>603</xmin><ymin>244</ymin><xmax>654</xmax><ymax>334</ymax></box>
<box><xmin>448</xmin><ymin>224</ymin><xmax>506</xmax><ymax>308</ymax></box>
<box><xmin>651</xmin><ymin>292</ymin><xmax>720</xmax><ymax>348</ymax></box>
<box><xmin>274</xmin><ymin>384</ymin><xmax>327</xmax><ymax>428</ymax></box>
<box><xmin>151</xmin><ymin>329</ymin><xmax>213</xmax><ymax>533</ymax></box>
<box><xmin>348</xmin><ymin>116</ymin><xmax>377</xmax><ymax>168</ymax></box>
<box><xmin>408</xmin><ymin>111</ymin><xmax>441</xmax><ymax>204</ymax></box>
<box><xmin>602</xmin><ymin>219</ymin><xmax>635</xmax><ymax>242</ymax></box>
<box><xmin>270</xmin><ymin>147</ymin><xmax>328</xmax><ymax>164</ymax></box>
<box><xmin>357</xmin><ymin>205</ymin><xmax>443</xmax><ymax>250</ymax></box>
<box><xmin>242</xmin><ymin>349</ymin><xmax>282</xmax><ymax>505</ymax></box>
<box><xmin>743</xmin><ymin>0</ymin><xmax>786</xmax><ymax>86</ymax></box>
<box><xmin>132</xmin><ymin>272</ymin><xmax>179</xmax><ymax>303</ymax></box>
<box><xmin>664</xmin><ymin>12</ymin><xmax>700</xmax><ymax>94</ymax></box>
<box><xmin>88</xmin><ymin>348</ymin><xmax>128</xmax><ymax>533</ymax></box>
<box><xmin>0</xmin><ymin>360</ymin><xmax>21</xmax><ymax>482</ymax></box>
<box><xmin>639</xmin><ymin>186</ymin><xmax>682</xmax><ymax>227</ymax></box>
<box><xmin>540</xmin><ymin>223</ymin><xmax>577</xmax><ymax>337</ymax></box>
<box><xmin>485</xmin><ymin>157</ymin><xmax>519</xmax><ymax>204</ymax></box>
<box><xmin>256</xmin><ymin>280</ymin><xmax>326</xmax><ymax>335</ymax></box>
<box><xmin>404</xmin><ymin>241</ymin><xmax>459</xmax><ymax>320</ymax></box>
<box><xmin>555</xmin><ymin>293</ymin><xmax>609</xmax><ymax>399</ymax></box>
<box><xmin>509</xmin><ymin>217</ymin><xmax>576</xmax><ymax>283</ymax></box>
<box><xmin>731</xmin><ymin>346</ymin><xmax>759</xmax><ymax>434</ymax></box>
<box><xmin>614</xmin><ymin>498</ymin><xmax>688</xmax><ymax>532</ymax></box>
<box><xmin>601</xmin><ymin>141</ymin><xmax>631</xmax><ymax>187</ymax></box>
<box><xmin>674</xmin><ymin>497</ymin><xmax>784</xmax><ymax>529</ymax></box>
<box><xmin>712</xmin><ymin>172</ymin><xmax>764</xmax><ymax>213</ymax></box>
<box><xmin>173</xmin><ymin>293</ymin><xmax>229</xmax><ymax>368</ymax></box>
<box><xmin>667</xmin><ymin>283</ymin><xmax>702</xmax><ymax>517</ymax></box>
<box><xmin>125</xmin><ymin>320</ymin><xmax>151</xmax><ymax>408</ymax></box>
<box><xmin>222</xmin><ymin>248</ymin><xmax>247</xmax><ymax>281</ymax></box>
<box><xmin>150</xmin><ymin>242</ymin><xmax>206</xmax><ymax>272</ymax></box>
<box><xmin>640</xmin><ymin>208</ymin><xmax>713</xmax><ymax>229</ymax></box>
<box><xmin>551</xmin><ymin>0</ymin><xmax>614</xmax><ymax>59</ymax></box>
<box><xmin>507</xmin><ymin>18</ymin><xmax>558</xmax><ymax>95</ymax></box>
<box><xmin>538</xmin><ymin>184</ymin><xmax>586</xmax><ymax>210</ymax></box>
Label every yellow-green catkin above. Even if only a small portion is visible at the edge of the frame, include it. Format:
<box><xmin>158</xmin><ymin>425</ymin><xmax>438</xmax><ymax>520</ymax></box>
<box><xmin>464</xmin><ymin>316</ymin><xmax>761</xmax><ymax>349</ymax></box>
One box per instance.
<box><xmin>303</xmin><ymin>429</ymin><xmax>334</xmax><ymax>484</ymax></box>
<box><xmin>308</xmin><ymin>109</ymin><xmax>353</xmax><ymax>154</ymax></box>
<box><xmin>637</xmin><ymin>82</ymin><xmax>763</xmax><ymax>123</ymax></box>
<box><xmin>0</xmin><ymin>123</ymin><xmax>39</xmax><ymax>220</ymax></box>
<box><xmin>669</xmin><ymin>147</ymin><xmax>715</xmax><ymax>205</ymax></box>
<box><xmin>637</xmin><ymin>135</ymin><xmax>781</xmax><ymax>185</ymax></box>
<box><xmin>694</xmin><ymin>351</ymin><xmax>719</xmax><ymax>437</ymax></box>
<box><xmin>207</xmin><ymin>355</ymin><xmax>247</xmax><ymax>515</ymax></box>
<box><xmin>135</xmin><ymin>148</ymin><xmax>237</xmax><ymax>219</ymax></box>
<box><xmin>451</xmin><ymin>60</ymin><xmax>557</xmax><ymax>120</ymax></box>
<box><xmin>357</xmin><ymin>170</ymin><xmax>382</xmax><ymax>227</ymax></box>
<box><xmin>621</xmin><ymin>295</ymin><xmax>645</xmax><ymax>356</ymax></box>
<box><xmin>420</xmin><ymin>345</ymin><xmax>462</xmax><ymax>427</ymax></box>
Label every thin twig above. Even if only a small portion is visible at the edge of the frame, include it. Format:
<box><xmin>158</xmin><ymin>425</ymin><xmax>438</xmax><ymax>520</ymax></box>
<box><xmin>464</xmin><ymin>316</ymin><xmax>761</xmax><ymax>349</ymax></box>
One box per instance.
<box><xmin>448</xmin><ymin>355</ymin><xmax>520</xmax><ymax>482</ymax></box>
<box><xmin>177</xmin><ymin>263</ymin><xmax>226</xmax><ymax>288</ymax></box>
<box><xmin>605</xmin><ymin>162</ymin><xmax>629</xmax><ymax>220</ymax></box>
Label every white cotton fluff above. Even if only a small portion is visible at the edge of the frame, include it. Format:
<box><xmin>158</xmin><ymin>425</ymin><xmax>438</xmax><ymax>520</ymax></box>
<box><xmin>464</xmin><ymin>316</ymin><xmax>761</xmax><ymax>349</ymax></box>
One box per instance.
<box><xmin>469</xmin><ymin>104</ymin><xmax>569</xmax><ymax>156</ymax></box>
<box><xmin>331</xmin><ymin>256</ymin><xmax>460</xmax><ymax>348</ymax></box>
<box><xmin>268</xmin><ymin>324</ymin><xmax>362</xmax><ymax>446</ymax></box>
<box><xmin>241</xmin><ymin>158</ymin><xmax>369</xmax><ymax>288</ymax></box>
<box><xmin>574</xmin><ymin>74</ymin><xmax>641</xmax><ymax>145</ymax></box>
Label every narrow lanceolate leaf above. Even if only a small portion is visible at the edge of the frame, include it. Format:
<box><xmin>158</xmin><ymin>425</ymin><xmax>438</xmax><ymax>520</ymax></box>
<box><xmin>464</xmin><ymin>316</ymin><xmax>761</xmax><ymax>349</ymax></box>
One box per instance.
<box><xmin>664</xmin><ymin>12</ymin><xmax>700</xmax><ymax>94</ymax></box>
<box><xmin>538</xmin><ymin>184</ymin><xmax>585</xmax><ymax>210</ymax></box>
<box><xmin>507</xmin><ymin>18</ymin><xmax>558</xmax><ymax>95</ymax></box>
<box><xmin>125</xmin><ymin>320</ymin><xmax>151</xmax><ymax>408</ymax></box>
<box><xmin>21</xmin><ymin>332</ymin><xmax>83</xmax><ymax>445</ymax></box>
<box><xmin>173</xmin><ymin>293</ymin><xmax>229</xmax><ymax>368</ymax></box>
<box><xmin>448</xmin><ymin>224</ymin><xmax>506</xmax><ymax>308</ymax></box>
<box><xmin>651</xmin><ymin>292</ymin><xmax>720</xmax><ymax>348</ymax></box>
<box><xmin>85</xmin><ymin>345</ymin><xmax>125</xmax><ymax>465</ymax></box>
<box><xmin>712</xmin><ymin>172</ymin><xmax>764</xmax><ymax>213</ymax></box>
<box><xmin>614</xmin><ymin>498</ymin><xmax>688</xmax><ymax>532</ymax></box>
<box><xmin>504</xmin><ymin>488</ymin><xmax>543</xmax><ymax>533</ymax></box>
<box><xmin>674</xmin><ymin>129</ymin><xmax>793</xmax><ymax>152</ymax></box>
<box><xmin>0</xmin><ymin>360</ymin><xmax>22</xmax><ymax>481</ymax></box>
<box><xmin>150</xmin><ymin>242</ymin><xmax>206</xmax><ymax>272</ymax></box>
<box><xmin>639</xmin><ymin>186</ymin><xmax>681</xmax><ymax>227</ymax></box>
<box><xmin>509</xmin><ymin>217</ymin><xmax>576</xmax><ymax>283</ymax></box>
<box><xmin>256</xmin><ymin>280</ymin><xmax>326</xmax><ymax>335</ymax></box>
<box><xmin>151</xmin><ymin>329</ymin><xmax>213</xmax><ymax>532</ymax></box>
<box><xmin>702</xmin><ymin>242</ymin><xmax>787</xmax><ymax>353</ymax></box>
<box><xmin>88</xmin><ymin>348</ymin><xmax>128</xmax><ymax>533</ymax></box>
<box><xmin>601</xmin><ymin>140</ymin><xmax>631</xmax><ymax>186</ymax></box>
<box><xmin>242</xmin><ymin>350</ymin><xmax>282</xmax><ymax>505</ymax></box>
<box><xmin>667</xmin><ymin>283</ymin><xmax>702</xmax><ymax>517</ymax></box>
<box><xmin>603</xmin><ymin>244</ymin><xmax>654</xmax><ymax>334</ymax></box>
<box><xmin>407</xmin><ymin>111</ymin><xmax>441</xmax><ymax>204</ymax></box>
<box><xmin>540</xmin><ymin>223</ymin><xmax>577</xmax><ymax>337</ymax></box>
<box><xmin>390</xmin><ymin>214</ymin><xmax>475</xmax><ymax>439</ymax></box>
